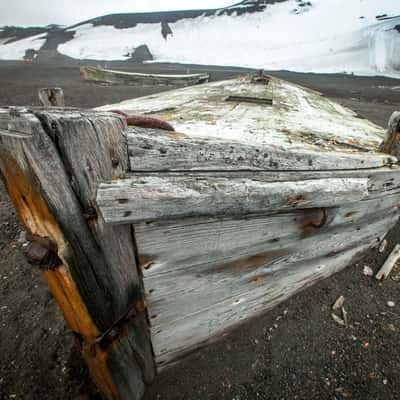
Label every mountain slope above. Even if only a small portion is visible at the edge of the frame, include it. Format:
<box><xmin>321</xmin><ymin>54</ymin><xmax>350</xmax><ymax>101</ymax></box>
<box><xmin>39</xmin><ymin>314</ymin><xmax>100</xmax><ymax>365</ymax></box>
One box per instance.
<box><xmin>0</xmin><ymin>0</ymin><xmax>399</xmax><ymax>78</ymax></box>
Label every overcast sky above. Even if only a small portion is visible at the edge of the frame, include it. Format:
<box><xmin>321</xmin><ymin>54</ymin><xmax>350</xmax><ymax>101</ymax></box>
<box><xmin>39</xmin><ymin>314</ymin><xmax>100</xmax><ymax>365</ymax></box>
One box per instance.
<box><xmin>0</xmin><ymin>1</ymin><xmax>237</xmax><ymax>27</ymax></box>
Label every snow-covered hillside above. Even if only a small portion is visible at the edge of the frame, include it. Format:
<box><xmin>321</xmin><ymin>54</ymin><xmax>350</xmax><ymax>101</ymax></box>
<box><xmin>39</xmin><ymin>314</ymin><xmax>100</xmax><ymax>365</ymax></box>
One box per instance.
<box><xmin>0</xmin><ymin>0</ymin><xmax>399</xmax><ymax>78</ymax></box>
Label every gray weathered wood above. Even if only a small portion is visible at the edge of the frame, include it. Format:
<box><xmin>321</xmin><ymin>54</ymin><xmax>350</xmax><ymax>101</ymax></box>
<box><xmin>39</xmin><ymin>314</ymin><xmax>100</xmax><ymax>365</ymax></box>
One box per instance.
<box><xmin>98</xmin><ymin>76</ymin><xmax>392</xmax><ymax>174</ymax></box>
<box><xmin>127</xmin><ymin>128</ymin><xmax>395</xmax><ymax>172</ymax></box>
<box><xmin>35</xmin><ymin>109</ymin><xmax>155</xmax><ymax>385</ymax></box>
<box><xmin>97</xmin><ymin>176</ymin><xmax>368</xmax><ymax>224</ymax></box>
<box><xmin>128</xmin><ymin>167</ymin><xmax>400</xmax><ymax>197</ymax></box>
<box><xmin>38</xmin><ymin>87</ymin><xmax>65</xmax><ymax>107</ymax></box>
<box><xmin>135</xmin><ymin>193</ymin><xmax>400</xmax><ymax>279</ymax></box>
<box><xmin>0</xmin><ymin>108</ymin><xmax>154</xmax><ymax>400</ymax></box>
<box><xmin>380</xmin><ymin>111</ymin><xmax>400</xmax><ymax>157</ymax></box>
<box><xmin>141</xmin><ymin>210</ymin><xmax>396</xmax><ymax>367</ymax></box>
<box><xmin>376</xmin><ymin>243</ymin><xmax>400</xmax><ymax>280</ymax></box>
<box><xmin>80</xmin><ymin>66</ymin><xmax>210</xmax><ymax>86</ymax></box>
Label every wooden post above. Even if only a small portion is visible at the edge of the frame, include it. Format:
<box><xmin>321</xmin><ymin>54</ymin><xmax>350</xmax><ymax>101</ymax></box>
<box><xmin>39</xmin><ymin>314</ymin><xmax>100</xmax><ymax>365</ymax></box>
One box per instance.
<box><xmin>0</xmin><ymin>107</ymin><xmax>155</xmax><ymax>399</ymax></box>
<box><xmin>380</xmin><ymin>111</ymin><xmax>400</xmax><ymax>157</ymax></box>
<box><xmin>38</xmin><ymin>87</ymin><xmax>65</xmax><ymax>107</ymax></box>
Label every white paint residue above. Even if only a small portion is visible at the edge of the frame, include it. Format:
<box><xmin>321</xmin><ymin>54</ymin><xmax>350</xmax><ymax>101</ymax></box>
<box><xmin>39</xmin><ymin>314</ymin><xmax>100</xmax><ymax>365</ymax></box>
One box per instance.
<box><xmin>57</xmin><ymin>0</ymin><xmax>400</xmax><ymax>77</ymax></box>
<box><xmin>0</xmin><ymin>34</ymin><xmax>46</xmax><ymax>60</ymax></box>
<box><xmin>98</xmin><ymin>76</ymin><xmax>386</xmax><ymax>154</ymax></box>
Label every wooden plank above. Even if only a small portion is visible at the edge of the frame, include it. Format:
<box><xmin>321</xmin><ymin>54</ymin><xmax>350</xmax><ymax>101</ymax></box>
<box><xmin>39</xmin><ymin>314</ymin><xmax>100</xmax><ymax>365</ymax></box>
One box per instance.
<box><xmin>127</xmin><ymin>167</ymin><xmax>400</xmax><ymax>198</ymax></box>
<box><xmin>35</xmin><ymin>109</ymin><xmax>155</xmax><ymax>384</ymax></box>
<box><xmin>133</xmin><ymin>194</ymin><xmax>399</xmax><ymax>367</ymax></box>
<box><xmin>97</xmin><ymin>176</ymin><xmax>368</xmax><ymax>224</ymax></box>
<box><xmin>376</xmin><ymin>243</ymin><xmax>400</xmax><ymax>280</ymax></box>
<box><xmin>135</xmin><ymin>194</ymin><xmax>400</xmax><ymax>278</ymax></box>
<box><xmin>144</xmin><ymin>214</ymin><xmax>394</xmax><ymax>327</ymax></box>
<box><xmin>152</xmin><ymin>241</ymin><xmax>376</xmax><ymax>368</ymax></box>
<box><xmin>0</xmin><ymin>108</ymin><xmax>154</xmax><ymax>400</ymax></box>
<box><xmin>126</xmin><ymin>128</ymin><xmax>396</xmax><ymax>172</ymax></box>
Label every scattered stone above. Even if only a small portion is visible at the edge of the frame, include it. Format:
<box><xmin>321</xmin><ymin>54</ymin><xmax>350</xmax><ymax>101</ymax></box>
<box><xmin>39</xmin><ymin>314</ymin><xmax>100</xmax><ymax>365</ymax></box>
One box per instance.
<box><xmin>379</xmin><ymin>239</ymin><xmax>387</xmax><ymax>253</ymax></box>
<box><xmin>368</xmin><ymin>371</ymin><xmax>378</xmax><ymax>380</ymax></box>
<box><xmin>334</xmin><ymin>387</ymin><xmax>351</xmax><ymax>398</ymax></box>
<box><xmin>383</xmin><ymin>379</ymin><xmax>388</xmax><ymax>385</ymax></box>
<box><xmin>362</xmin><ymin>342</ymin><xmax>369</xmax><ymax>349</ymax></box>
<box><xmin>331</xmin><ymin>313</ymin><xmax>345</xmax><ymax>327</ymax></box>
<box><xmin>388</xmin><ymin>324</ymin><xmax>396</xmax><ymax>332</ymax></box>
<box><xmin>387</xmin><ymin>301</ymin><xmax>395</xmax><ymax>308</ymax></box>
<box><xmin>342</xmin><ymin>307</ymin><xmax>349</xmax><ymax>328</ymax></box>
<box><xmin>332</xmin><ymin>295</ymin><xmax>345</xmax><ymax>310</ymax></box>
<box><xmin>17</xmin><ymin>230</ymin><xmax>26</xmax><ymax>244</ymax></box>
<box><xmin>363</xmin><ymin>266</ymin><xmax>373</xmax><ymax>276</ymax></box>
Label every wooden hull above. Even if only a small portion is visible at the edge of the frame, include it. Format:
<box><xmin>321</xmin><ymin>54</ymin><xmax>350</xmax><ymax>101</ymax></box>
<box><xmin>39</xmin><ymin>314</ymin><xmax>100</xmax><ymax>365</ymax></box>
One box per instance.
<box><xmin>1</xmin><ymin>75</ymin><xmax>399</xmax><ymax>399</ymax></box>
<box><xmin>80</xmin><ymin>66</ymin><xmax>210</xmax><ymax>86</ymax></box>
<box><xmin>95</xmin><ymin>76</ymin><xmax>400</xmax><ymax>370</ymax></box>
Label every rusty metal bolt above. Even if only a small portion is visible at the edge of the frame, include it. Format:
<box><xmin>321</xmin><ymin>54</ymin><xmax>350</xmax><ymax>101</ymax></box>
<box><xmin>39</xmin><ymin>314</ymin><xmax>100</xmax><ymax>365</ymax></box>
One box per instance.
<box><xmin>24</xmin><ymin>233</ymin><xmax>61</xmax><ymax>270</ymax></box>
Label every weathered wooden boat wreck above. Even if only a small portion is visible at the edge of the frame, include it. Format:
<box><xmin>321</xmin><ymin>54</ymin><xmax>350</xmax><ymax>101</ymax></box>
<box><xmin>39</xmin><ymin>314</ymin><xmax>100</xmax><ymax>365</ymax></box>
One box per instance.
<box><xmin>80</xmin><ymin>65</ymin><xmax>210</xmax><ymax>86</ymax></box>
<box><xmin>0</xmin><ymin>74</ymin><xmax>399</xmax><ymax>400</ymax></box>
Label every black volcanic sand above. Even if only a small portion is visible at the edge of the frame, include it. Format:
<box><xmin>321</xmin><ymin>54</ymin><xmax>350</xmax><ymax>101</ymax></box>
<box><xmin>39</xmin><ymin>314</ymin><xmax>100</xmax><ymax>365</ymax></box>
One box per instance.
<box><xmin>0</xmin><ymin>62</ymin><xmax>400</xmax><ymax>400</ymax></box>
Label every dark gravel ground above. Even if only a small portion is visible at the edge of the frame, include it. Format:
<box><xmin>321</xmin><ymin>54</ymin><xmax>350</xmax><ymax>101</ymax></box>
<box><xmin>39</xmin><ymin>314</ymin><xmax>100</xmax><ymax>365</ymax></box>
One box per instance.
<box><xmin>0</xmin><ymin>62</ymin><xmax>399</xmax><ymax>400</ymax></box>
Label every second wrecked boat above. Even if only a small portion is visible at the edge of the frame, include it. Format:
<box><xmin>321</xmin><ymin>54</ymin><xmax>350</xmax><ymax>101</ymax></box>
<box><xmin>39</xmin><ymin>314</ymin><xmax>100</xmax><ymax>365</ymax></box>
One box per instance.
<box><xmin>80</xmin><ymin>65</ymin><xmax>210</xmax><ymax>86</ymax></box>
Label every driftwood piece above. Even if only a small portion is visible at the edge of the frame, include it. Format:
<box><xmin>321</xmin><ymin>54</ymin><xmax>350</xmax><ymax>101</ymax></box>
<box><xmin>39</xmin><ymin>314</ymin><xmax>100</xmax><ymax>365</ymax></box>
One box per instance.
<box><xmin>380</xmin><ymin>111</ymin><xmax>400</xmax><ymax>157</ymax></box>
<box><xmin>38</xmin><ymin>87</ymin><xmax>65</xmax><ymax>107</ymax></box>
<box><xmin>376</xmin><ymin>244</ymin><xmax>400</xmax><ymax>280</ymax></box>
<box><xmin>0</xmin><ymin>108</ymin><xmax>154</xmax><ymax>399</ymax></box>
<box><xmin>97</xmin><ymin>176</ymin><xmax>368</xmax><ymax>224</ymax></box>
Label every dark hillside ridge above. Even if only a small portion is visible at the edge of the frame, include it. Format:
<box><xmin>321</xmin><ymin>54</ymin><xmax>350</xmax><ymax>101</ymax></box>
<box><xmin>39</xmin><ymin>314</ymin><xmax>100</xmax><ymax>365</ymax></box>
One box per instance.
<box><xmin>69</xmin><ymin>0</ymin><xmax>285</xmax><ymax>30</ymax></box>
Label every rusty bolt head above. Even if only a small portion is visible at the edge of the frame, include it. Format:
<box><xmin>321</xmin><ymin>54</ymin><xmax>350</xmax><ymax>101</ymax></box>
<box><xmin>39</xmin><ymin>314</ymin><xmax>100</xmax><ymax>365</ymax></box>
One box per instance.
<box><xmin>24</xmin><ymin>233</ymin><xmax>61</xmax><ymax>270</ymax></box>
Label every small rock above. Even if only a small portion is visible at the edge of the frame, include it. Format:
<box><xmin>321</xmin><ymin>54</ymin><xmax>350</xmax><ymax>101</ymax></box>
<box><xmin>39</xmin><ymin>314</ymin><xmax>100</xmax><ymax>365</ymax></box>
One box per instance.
<box><xmin>331</xmin><ymin>313</ymin><xmax>345</xmax><ymax>326</ymax></box>
<box><xmin>332</xmin><ymin>295</ymin><xmax>345</xmax><ymax>310</ymax></box>
<box><xmin>379</xmin><ymin>239</ymin><xmax>387</xmax><ymax>253</ymax></box>
<box><xmin>388</xmin><ymin>323</ymin><xmax>396</xmax><ymax>332</ymax></box>
<box><xmin>363</xmin><ymin>266</ymin><xmax>373</xmax><ymax>276</ymax></box>
<box><xmin>17</xmin><ymin>230</ymin><xmax>26</xmax><ymax>244</ymax></box>
<box><xmin>387</xmin><ymin>301</ymin><xmax>395</xmax><ymax>308</ymax></box>
<box><xmin>368</xmin><ymin>371</ymin><xmax>378</xmax><ymax>380</ymax></box>
<box><xmin>383</xmin><ymin>379</ymin><xmax>388</xmax><ymax>385</ymax></box>
<box><xmin>362</xmin><ymin>342</ymin><xmax>369</xmax><ymax>349</ymax></box>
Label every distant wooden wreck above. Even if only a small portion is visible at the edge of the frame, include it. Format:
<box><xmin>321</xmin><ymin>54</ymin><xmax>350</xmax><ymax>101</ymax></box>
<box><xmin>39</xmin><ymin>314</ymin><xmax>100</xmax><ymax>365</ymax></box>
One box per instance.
<box><xmin>0</xmin><ymin>74</ymin><xmax>399</xmax><ymax>400</ymax></box>
<box><xmin>80</xmin><ymin>65</ymin><xmax>210</xmax><ymax>86</ymax></box>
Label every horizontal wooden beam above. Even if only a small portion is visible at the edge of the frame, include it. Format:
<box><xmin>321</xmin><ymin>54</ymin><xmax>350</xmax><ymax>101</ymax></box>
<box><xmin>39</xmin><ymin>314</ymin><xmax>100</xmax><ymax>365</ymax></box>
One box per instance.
<box><xmin>127</xmin><ymin>128</ymin><xmax>396</xmax><ymax>172</ymax></box>
<box><xmin>97</xmin><ymin>176</ymin><xmax>368</xmax><ymax>224</ymax></box>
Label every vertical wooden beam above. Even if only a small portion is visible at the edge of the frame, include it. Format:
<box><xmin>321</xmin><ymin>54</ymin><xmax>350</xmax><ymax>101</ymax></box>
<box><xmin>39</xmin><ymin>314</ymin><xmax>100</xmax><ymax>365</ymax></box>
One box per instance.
<box><xmin>0</xmin><ymin>107</ymin><xmax>155</xmax><ymax>400</ymax></box>
<box><xmin>38</xmin><ymin>88</ymin><xmax>65</xmax><ymax>107</ymax></box>
<box><xmin>380</xmin><ymin>111</ymin><xmax>400</xmax><ymax>157</ymax></box>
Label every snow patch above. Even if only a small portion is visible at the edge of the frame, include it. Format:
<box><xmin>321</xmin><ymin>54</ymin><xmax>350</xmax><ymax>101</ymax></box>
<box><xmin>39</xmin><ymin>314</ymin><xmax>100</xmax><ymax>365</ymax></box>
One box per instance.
<box><xmin>58</xmin><ymin>0</ymin><xmax>400</xmax><ymax>77</ymax></box>
<box><xmin>0</xmin><ymin>34</ymin><xmax>46</xmax><ymax>60</ymax></box>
